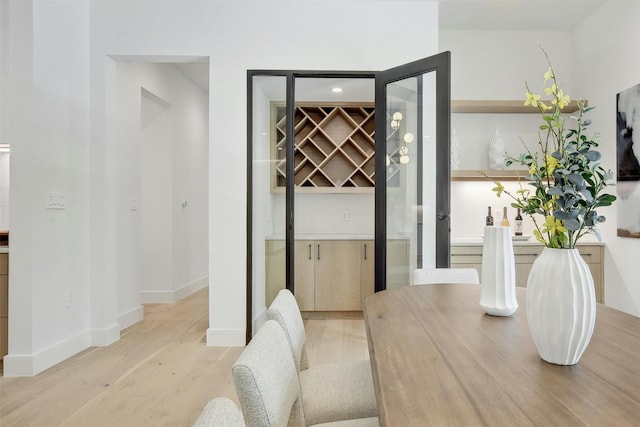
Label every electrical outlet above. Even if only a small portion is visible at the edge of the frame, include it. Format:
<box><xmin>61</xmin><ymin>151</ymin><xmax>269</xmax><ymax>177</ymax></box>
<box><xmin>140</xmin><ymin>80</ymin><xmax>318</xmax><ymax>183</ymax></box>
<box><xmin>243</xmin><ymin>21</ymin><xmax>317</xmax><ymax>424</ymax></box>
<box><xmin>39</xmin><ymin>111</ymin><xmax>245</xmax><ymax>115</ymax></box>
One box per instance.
<box><xmin>340</xmin><ymin>210</ymin><xmax>349</xmax><ymax>221</ymax></box>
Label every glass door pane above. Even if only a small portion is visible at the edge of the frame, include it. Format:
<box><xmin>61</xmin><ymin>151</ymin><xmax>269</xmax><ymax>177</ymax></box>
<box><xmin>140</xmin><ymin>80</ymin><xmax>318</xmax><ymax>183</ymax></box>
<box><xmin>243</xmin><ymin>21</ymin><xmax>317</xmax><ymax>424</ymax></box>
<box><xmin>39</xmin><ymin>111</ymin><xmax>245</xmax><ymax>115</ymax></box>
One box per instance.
<box><xmin>375</xmin><ymin>53</ymin><xmax>450</xmax><ymax>292</ymax></box>
<box><xmin>250</xmin><ymin>75</ymin><xmax>286</xmax><ymax>335</ymax></box>
<box><xmin>293</xmin><ymin>77</ymin><xmax>375</xmax><ymax>312</ymax></box>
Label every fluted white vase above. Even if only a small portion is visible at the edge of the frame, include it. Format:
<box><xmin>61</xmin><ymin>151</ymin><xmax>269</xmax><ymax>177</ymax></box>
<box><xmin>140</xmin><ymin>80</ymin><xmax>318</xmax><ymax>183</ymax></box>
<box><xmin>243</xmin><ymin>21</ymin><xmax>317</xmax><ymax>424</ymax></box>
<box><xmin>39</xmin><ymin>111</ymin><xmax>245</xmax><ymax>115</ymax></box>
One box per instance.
<box><xmin>489</xmin><ymin>129</ymin><xmax>505</xmax><ymax>170</ymax></box>
<box><xmin>526</xmin><ymin>248</ymin><xmax>596</xmax><ymax>365</ymax></box>
<box><xmin>480</xmin><ymin>226</ymin><xmax>518</xmax><ymax>316</ymax></box>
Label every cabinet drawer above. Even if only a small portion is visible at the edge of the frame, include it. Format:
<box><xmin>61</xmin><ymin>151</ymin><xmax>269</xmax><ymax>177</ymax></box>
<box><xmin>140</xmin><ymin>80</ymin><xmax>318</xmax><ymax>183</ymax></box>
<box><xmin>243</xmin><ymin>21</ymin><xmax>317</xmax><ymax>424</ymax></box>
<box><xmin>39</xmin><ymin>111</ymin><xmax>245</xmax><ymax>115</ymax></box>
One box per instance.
<box><xmin>451</xmin><ymin>246</ymin><xmax>482</xmax><ymax>265</ymax></box>
<box><xmin>513</xmin><ymin>246</ymin><xmax>543</xmax><ymax>264</ymax></box>
<box><xmin>577</xmin><ymin>245</ymin><xmax>602</xmax><ymax>264</ymax></box>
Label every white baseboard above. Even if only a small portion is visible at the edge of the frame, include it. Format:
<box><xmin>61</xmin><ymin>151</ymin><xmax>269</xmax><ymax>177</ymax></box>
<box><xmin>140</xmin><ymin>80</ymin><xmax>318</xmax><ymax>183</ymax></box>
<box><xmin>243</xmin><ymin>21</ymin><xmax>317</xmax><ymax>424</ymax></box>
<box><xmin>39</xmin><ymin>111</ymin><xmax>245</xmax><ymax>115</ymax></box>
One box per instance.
<box><xmin>141</xmin><ymin>276</ymin><xmax>208</xmax><ymax>304</ymax></box>
<box><xmin>118</xmin><ymin>305</ymin><xmax>144</xmax><ymax>331</ymax></box>
<box><xmin>206</xmin><ymin>327</ymin><xmax>246</xmax><ymax>346</ymax></box>
<box><xmin>3</xmin><ymin>330</ymin><xmax>91</xmax><ymax>377</ymax></box>
<box><xmin>91</xmin><ymin>322</ymin><xmax>120</xmax><ymax>346</ymax></box>
<box><xmin>174</xmin><ymin>276</ymin><xmax>209</xmax><ymax>301</ymax></box>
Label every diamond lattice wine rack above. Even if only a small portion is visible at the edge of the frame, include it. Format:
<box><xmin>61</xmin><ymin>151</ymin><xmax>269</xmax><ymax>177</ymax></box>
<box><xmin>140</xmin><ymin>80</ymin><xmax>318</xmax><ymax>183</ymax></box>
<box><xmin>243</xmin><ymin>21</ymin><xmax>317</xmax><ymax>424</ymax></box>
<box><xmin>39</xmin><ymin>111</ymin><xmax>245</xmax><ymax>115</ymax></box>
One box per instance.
<box><xmin>271</xmin><ymin>103</ymin><xmax>376</xmax><ymax>193</ymax></box>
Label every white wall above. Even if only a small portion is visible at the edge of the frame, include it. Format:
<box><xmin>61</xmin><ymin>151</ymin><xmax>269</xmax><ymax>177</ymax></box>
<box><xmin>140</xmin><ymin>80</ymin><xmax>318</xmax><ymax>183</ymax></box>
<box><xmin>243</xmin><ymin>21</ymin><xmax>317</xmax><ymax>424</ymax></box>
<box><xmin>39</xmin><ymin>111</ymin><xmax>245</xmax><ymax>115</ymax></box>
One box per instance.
<box><xmin>572</xmin><ymin>1</ymin><xmax>640</xmax><ymax>316</ymax></box>
<box><xmin>88</xmin><ymin>0</ymin><xmax>440</xmax><ymax>347</ymax></box>
<box><xmin>4</xmin><ymin>0</ymin><xmax>92</xmax><ymax>375</ymax></box>
<box><xmin>3</xmin><ymin>0</ymin><xmax>210</xmax><ymax>374</ymax></box>
<box><xmin>441</xmin><ymin>15</ymin><xmax>640</xmax><ymax>316</ymax></box>
<box><xmin>1</xmin><ymin>0</ymin><xmax>438</xmax><ymax>376</ymax></box>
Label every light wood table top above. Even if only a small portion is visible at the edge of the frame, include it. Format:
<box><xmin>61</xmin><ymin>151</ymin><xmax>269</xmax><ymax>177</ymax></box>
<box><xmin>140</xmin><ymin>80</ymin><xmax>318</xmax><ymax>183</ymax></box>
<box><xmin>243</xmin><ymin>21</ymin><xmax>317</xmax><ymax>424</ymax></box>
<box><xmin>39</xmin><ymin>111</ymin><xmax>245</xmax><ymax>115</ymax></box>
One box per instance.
<box><xmin>364</xmin><ymin>284</ymin><xmax>640</xmax><ymax>426</ymax></box>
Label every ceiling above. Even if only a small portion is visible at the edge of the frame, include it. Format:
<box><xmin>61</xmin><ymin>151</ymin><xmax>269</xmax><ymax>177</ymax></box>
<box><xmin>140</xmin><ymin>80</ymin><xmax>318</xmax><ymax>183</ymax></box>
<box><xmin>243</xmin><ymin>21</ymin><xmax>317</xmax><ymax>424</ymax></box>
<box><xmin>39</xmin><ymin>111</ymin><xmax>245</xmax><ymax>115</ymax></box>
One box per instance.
<box><xmin>438</xmin><ymin>0</ymin><xmax>607</xmax><ymax>31</ymax></box>
<box><xmin>174</xmin><ymin>0</ymin><xmax>610</xmax><ymax>94</ymax></box>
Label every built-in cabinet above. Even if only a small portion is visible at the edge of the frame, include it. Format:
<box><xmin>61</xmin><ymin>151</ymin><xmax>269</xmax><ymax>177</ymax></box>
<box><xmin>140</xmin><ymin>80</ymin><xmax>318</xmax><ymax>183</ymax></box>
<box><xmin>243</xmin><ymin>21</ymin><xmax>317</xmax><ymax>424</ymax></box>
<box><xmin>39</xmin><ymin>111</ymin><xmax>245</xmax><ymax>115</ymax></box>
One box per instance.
<box><xmin>451</xmin><ymin>243</ymin><xmax>605</xmax><ymax>303</ymax></box>
<box><xmin>1</xmin><ymin>252</ymin><xmax>8</xmax><ymax>367</ymax></box>
<box><xmin>266</xmin><ymin>239</ymin><xmax>374</xmax><ymax>312</ymax></box>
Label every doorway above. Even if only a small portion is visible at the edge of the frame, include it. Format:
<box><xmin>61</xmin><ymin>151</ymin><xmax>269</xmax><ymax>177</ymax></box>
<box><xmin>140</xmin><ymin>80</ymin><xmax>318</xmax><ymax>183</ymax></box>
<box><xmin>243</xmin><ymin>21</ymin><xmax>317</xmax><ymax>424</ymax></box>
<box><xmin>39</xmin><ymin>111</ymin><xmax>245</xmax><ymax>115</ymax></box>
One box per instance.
<box><xmin>247</xmin><ymin>53</ymin><xmax>450</xmax><ymax>340</ymax></box>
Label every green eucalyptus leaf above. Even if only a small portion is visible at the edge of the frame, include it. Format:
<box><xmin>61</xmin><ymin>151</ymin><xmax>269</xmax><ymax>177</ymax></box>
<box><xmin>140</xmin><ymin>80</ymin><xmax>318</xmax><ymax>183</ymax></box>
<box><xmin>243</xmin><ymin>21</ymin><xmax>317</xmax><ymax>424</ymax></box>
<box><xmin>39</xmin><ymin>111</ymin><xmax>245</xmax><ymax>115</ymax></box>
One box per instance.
<box><xmin>579</xmin><ymin>188</ymin><xmax>594</xmax><ymax>202</ymax></box>
<box><xmin>566</xmin><ymin>218</ymin><xmax>581</xmax><ymax>230</ymax></box>
<box><xmin>553</xmin><ymin>210</ymin><xmax>568</xmax><ymax>220</ymax></box>
<box><xmin>585</xmin><ymin>151</ymin><xmax>601</xmax><ymax>161</ymax></box>
<box><xmin>547</xmin><ymin>186</ymin><xmax>564</xmax><ymax>196</ymax></box>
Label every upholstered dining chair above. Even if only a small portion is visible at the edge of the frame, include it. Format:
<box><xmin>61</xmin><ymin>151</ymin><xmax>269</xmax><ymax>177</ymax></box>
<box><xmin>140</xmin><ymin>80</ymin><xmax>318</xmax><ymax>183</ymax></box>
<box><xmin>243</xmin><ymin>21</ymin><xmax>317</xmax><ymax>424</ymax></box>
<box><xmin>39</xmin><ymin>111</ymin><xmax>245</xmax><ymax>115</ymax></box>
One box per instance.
<box><xmin>267</xmin><ymin>290</ymin><xmax>378</xmax><ymax>425</ymax></box>
<box><xmin>413</xmin><ymin>267</ymin><xmax>479</xmax><ymax>285</ymax></box>
<box><xmin>192</xmin><ymin>397</ymin><xmax>245</xmax><ymax>427</ymax></box>
<box><xmin>232</xmin><ymin>320</ymin><xmax>379</xmax><ymax>427</ymax></box>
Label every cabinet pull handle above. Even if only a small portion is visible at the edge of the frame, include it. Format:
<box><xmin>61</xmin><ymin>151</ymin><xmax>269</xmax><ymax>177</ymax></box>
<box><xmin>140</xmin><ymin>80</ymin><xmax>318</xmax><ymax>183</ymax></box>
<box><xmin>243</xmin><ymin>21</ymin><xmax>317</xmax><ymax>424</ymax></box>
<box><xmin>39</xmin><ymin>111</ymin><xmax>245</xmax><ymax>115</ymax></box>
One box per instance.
<box><xmin>308</xmin><ymin>244</ymin><xmax>312</xmax><ymax>260</ymax></box>
<box><xmin>364</xmin><ymin>244</ymin><xmax>367</xmax><ymax>260</ymax></box>
<box><xmin>317</xmin><ymin>244</ymin><xmax>320</xmax><ymax>260</ymax></box>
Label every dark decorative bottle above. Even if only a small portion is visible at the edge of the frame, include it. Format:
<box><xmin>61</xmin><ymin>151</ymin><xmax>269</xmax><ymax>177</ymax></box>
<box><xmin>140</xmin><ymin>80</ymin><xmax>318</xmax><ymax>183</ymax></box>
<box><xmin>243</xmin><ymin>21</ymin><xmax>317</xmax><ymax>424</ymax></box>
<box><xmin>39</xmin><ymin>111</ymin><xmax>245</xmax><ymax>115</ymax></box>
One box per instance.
<box><xmin>515</xmin><ymin>208</ymin><xmax>523</xmax><ymax>236</ymax></box>
<box><xmin>486</xmin><ymin>206</ymin><xmax>494</xmax><ymax>226</ymax></box>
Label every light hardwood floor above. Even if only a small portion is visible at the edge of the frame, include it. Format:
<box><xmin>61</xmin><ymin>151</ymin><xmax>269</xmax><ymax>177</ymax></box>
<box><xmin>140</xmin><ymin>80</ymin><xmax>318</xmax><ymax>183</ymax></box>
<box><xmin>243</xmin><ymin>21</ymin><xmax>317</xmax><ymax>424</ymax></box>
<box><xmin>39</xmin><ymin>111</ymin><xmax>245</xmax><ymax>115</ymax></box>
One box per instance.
<box><xmin>0</xmin><ymin>288</ymin><xmax>369</xmax><ymax>426</ymax></box>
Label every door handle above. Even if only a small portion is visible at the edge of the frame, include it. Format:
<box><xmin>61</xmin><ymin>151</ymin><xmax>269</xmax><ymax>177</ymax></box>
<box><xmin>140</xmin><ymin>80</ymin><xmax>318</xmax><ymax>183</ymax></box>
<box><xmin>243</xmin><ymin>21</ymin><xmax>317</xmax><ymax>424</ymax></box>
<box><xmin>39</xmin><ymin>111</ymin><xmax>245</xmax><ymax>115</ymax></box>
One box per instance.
<box><xmin>437</xmin><ymin>211</ymin><xmax>449</xmax><ymax>220</ymax></box>
<box><xmin>364</xmin><ymin>244</ymin><xmax>367</xmax><ymax>260</ymax></box>
<box><xmin>317</xmin><ymin>244</ymin><xmax>320</xmax><ymax>260</ymax></box>
<box><xmin>308</xmin><ymin>244</ymin><xmax>312</xmax><ymax>260</ymax></box>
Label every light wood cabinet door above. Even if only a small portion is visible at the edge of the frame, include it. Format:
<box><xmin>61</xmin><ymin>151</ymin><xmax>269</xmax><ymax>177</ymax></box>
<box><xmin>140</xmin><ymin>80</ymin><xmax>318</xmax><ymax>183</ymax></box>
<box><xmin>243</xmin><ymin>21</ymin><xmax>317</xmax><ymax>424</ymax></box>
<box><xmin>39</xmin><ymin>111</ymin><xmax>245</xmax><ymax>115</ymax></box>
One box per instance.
<box><xmin>0</xmin><ymin>275</ymin><xmax>7</xmax><ymax>318</ymax></box>
<box><xmin>361</xmin><ymin>240</ymin><xmax>375</xmax><ymax>309</ymax></box>
<box><xmin>294</xmin><ymin>241</ymin><xmax>315</xmax><ymax>311</ymax></box>
<box><xmin>314</xmin><ymin>240</ymin><xmax>362</xmax><ymax>311</ymax></box>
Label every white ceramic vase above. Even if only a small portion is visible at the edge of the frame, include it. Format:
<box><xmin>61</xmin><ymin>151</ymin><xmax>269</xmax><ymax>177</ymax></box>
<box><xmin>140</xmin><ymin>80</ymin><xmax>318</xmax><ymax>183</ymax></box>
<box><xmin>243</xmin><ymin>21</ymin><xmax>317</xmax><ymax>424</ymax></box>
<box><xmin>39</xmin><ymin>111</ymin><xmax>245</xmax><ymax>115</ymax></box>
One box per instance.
<box><xmin>451</xmin><ymin>129</ymin><xmax>461</xmax><ymax>170</ymax></box>
<box><xmin>526</xmin><ymin>247</ymin><xmax>596</xmax><ymax>365</ymax></box>
<box><xmin>488</xmin><ymin>129</ymin><xmax>505</xmax><ymax>170</ymax></box>
<box><xmin>480</xmin><ymin>226</ymin><xmax>518</xmax><ymax>316</ymax></box>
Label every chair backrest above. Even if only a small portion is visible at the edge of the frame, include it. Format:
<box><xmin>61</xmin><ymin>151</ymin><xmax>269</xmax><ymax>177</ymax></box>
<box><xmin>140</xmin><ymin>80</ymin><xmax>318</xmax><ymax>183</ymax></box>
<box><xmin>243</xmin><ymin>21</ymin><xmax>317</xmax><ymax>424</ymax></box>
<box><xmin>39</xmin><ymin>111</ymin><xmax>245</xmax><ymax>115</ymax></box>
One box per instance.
<box><xmin>413</xmin><ymin>268</ymin><xmax>480</xmax><ymax>285</ymax></box>
<box><xmin>267</xmin><ymin>289</ymin><xmax>309</xmax><ymax>370</ymax></box>
<box><xmin>232</xmin><ymin>320</ymin><xmax>305</xmax><ymax>427</ymax></box>
<box><xmin>192</xmin><ymin>397</ymin><xmax>246</xmax><ymax>427</ymax></box>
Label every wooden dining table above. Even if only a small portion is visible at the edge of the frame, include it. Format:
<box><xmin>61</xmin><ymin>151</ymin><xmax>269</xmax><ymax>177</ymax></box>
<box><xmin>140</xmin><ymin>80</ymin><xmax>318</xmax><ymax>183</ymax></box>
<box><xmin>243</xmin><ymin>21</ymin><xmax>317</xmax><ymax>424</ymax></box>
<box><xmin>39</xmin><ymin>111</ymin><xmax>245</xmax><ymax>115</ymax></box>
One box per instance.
<box><xmin>364</xmin><ymin>284</ymin><xmax>640</xmax><ymax>426</ymax></box>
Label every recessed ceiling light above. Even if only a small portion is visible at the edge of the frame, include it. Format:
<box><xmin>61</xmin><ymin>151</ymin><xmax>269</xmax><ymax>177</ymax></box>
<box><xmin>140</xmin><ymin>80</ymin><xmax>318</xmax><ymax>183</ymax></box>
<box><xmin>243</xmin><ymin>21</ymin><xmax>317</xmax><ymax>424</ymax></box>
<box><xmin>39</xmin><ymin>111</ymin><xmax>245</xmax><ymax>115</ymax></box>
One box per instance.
<box><xmin>331</xmin><ymin>87</ymin><xmax>343</xmax><ymax>93</ymax></box>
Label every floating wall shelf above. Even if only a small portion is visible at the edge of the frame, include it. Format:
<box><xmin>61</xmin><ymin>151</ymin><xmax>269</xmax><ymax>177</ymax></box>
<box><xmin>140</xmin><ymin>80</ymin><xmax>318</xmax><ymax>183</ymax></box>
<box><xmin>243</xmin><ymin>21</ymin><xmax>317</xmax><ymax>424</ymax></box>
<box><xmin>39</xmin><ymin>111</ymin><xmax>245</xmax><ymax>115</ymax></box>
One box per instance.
<box><xmin>451</xmin><ymin>170</ymin><xmax>530</xmax><ymax>181</ymax></box>
<box><xmin>452</xmin><ymin>100</ymin><xmax>586</xmax><ymax>114</ymax></box>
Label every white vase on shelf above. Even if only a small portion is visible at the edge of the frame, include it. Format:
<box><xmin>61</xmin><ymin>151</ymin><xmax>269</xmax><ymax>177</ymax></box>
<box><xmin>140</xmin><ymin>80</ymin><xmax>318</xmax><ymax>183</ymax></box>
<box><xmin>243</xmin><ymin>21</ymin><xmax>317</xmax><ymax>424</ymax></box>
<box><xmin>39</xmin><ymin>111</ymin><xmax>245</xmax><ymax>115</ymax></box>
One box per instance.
<box><xmin>479</xmin><ymin>226</ymin><xmax>518</xmax><ymax>316</ymax></box>
<box><xmin>489</xmin><ymin>128</ymin><xmax>505</xmax><ymax>170</ymax></box>
<box><xmin>451</xmin><ymin>129</ymin><xmax>461</xmax><ymax>170</ymax></box>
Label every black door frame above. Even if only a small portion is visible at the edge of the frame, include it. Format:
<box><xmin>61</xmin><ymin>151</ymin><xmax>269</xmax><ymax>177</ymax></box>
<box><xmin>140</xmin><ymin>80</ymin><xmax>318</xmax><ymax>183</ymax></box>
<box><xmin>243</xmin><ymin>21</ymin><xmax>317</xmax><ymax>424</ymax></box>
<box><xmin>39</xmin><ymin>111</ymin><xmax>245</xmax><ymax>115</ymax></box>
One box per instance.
<box><xmin>247</xmin><ymin>70</ymin><xmax>374</xmax><ymax>342</ymax></box>
<box><xmin>374</xmin><ymin>52</ymin><xmax>451</xmax><ymax>293</ymax></box>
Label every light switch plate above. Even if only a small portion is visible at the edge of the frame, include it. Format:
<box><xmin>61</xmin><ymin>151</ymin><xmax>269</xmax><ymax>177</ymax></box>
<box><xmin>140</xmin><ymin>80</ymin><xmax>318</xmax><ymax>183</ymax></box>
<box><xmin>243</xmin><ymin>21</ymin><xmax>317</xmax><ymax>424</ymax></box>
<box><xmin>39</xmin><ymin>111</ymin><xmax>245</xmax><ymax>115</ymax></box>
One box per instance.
<box><xmin>46</xmin><ymin>192</ymin><xmax>65</xmax><ymax>210</ymax></box>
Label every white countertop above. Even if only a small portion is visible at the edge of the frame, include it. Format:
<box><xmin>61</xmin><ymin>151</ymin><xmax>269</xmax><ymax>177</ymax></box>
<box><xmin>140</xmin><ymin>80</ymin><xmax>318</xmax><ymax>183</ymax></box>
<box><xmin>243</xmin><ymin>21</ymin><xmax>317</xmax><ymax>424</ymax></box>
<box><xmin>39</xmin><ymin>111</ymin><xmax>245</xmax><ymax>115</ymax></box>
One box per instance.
<box><xmin>451</xmin><ymin>237</ymin><xmax>605</xmax><ymax>246</ymax></box>
<box><xmin>266</xmin><ymin>234</ymin><xmax>375</xmax><ymax>240</ymax></box>
<box><xmin>0</xmin><ymin>246</ymin><xmax>8</xmax><ymax>253</ymax></box>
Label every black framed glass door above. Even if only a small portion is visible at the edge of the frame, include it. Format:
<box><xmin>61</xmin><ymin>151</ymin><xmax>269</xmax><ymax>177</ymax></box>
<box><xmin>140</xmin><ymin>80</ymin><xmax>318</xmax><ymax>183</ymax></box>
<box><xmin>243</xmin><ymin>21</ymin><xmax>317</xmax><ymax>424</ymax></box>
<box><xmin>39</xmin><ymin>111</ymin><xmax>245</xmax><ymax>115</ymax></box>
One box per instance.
<box><xmin>374</xmin><ymin>52</ymin><xmax>451</xmax><ymax>292</ymax></box>
<box><xmin>248</xmin><ymin>54</ymin><xmax>450</xmax><ymax>340</ymax></box>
